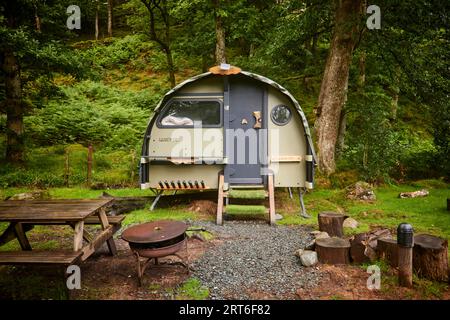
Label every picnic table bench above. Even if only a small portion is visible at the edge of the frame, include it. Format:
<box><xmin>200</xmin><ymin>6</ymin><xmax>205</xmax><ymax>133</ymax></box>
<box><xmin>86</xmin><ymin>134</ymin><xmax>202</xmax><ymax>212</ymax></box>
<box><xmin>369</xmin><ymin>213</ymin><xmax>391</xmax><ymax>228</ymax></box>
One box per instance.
<box><xmin>0</xmin><ymin>199</ymin><xmax>125</xmax><ymax>266</ymax></box>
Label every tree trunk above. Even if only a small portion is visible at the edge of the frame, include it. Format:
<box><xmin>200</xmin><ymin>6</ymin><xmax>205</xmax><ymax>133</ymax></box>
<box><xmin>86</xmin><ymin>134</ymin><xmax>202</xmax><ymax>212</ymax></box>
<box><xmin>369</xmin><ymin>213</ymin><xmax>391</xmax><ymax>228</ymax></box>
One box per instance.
<box><xmin>314</xmin><ymin>0</ymin><xmax>363</xmax><ymax>175</ymax></box>
<box><xmin>213</xmin><ymin>0</ymin><xmax>226</xmax><ymax>65</ymax></box>
<box><xmin>358</xmin><ymin>52</ymin><xmax>366</xmax><ymax>88</ymax></box>
<box><xmin>3</xmin><ymin>51</ymin><xmax>24</xmax><ymax>163</ymax></box>
<box><xmin>34</xmin><ymin>4</ymin><xmax>41</xmax><ymax>33</ymax></box>
<box><xmin>413</xmin><ymin>234</ymin><xmax>449</xmax><ymax>282</ymax></box>
<box><xmin>107</xmin><ymin>0</ymin><xmax>113</xmax><ymax>37</ymax></box>
<box><xmin>377</xmin><ymin>238</ymin><xmax>398</xmax><ymax>267</ymax></box>
<box><xmin>141</xmin><ymin>0</ymin><xmax>176</xmax><ymax>88</ymax></box>
<box><xmin>350</xmin><ymin>233</ymin><xmax>371</xmax><ymax>264</ymax></box>
<box><xmin>316</xmin><ymin>237</ymin><xmax>351</xmax><ymax>264</ymax></box>
<box><xmin>201</xmin><ymin>55</ymin><xmax>209</xmax><ymax>72</ymax></box>
<box><xmin>318</xmin><ymin>212</ymin><xmax>348</xmax><ymax>237</ymax></box>
<box><xmin>95</xmin><ymin>2</ymin><xmax>99</xmax><ymax>40</ymax></box>
<box><xmin>336</xmin><ymin>111</ymin><xmax>347</xmax><ymax>157</ymax></box>
<box><xmin>165</xmin><ymin>47</ymin><xmax>176</xmax><ymax>88</ymax></box>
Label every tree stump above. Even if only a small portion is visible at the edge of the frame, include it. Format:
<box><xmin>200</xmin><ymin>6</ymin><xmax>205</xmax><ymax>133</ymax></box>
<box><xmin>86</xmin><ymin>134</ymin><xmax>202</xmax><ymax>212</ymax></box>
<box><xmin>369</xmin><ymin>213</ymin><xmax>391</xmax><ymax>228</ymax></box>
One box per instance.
<box><xmin>413</xmin><ymin>234</ymin><xmax>449</xmax><ymax>282</ymax></box>
<box><xmin>377</xmin><ymin>238</ymin><xmax>398</xmax><ymax>267</ymax></box>
<box><xmin>318</xmin><ymin>212</ymin><xmax>348</xmax><ymax>237</ymax></box>
<box><xmin>316</xmin><ymin>237</ymin><xmax>350</xmax><ymax>264</ymax></box>
<box><xmin>350</xmin><ymin>233</ymin><xmax>371</xmax><ymax>264</ymax></box>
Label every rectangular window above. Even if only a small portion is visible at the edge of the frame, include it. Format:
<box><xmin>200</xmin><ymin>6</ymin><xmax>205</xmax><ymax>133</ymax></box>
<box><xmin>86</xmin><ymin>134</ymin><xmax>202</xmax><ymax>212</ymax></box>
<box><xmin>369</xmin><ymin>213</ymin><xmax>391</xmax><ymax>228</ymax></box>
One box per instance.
<box><xmin>158</xmin><ymin>99</ymin><xmax>222</xmax><ymax>127</ymax></box>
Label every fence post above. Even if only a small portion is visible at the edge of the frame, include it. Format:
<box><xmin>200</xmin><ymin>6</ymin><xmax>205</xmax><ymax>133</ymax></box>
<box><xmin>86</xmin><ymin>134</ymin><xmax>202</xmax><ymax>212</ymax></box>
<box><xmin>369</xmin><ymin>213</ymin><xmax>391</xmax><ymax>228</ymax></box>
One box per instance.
<box><xmin>64</xmin><ymin>148</ymin><xmax>70</xmax><ymax>187</ymax></box>
<box><xmin>130</xmin><ymin>149</ymin><xmax>136</xmax><ymax>182</ymax></box>
<box><xmin>87</xmin><ymin>144</ymin><xmax>93</xmax><ymax>187</ymax></box>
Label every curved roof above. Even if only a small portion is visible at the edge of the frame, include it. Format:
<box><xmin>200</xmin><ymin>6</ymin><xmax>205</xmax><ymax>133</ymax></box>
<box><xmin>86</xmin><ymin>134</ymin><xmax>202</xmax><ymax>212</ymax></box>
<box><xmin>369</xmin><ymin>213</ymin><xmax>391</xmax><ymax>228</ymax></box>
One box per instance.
<box><xmin>152</xmin><ymin>70</ymin><xmax>317</xmax><ymax>162</ymax></box>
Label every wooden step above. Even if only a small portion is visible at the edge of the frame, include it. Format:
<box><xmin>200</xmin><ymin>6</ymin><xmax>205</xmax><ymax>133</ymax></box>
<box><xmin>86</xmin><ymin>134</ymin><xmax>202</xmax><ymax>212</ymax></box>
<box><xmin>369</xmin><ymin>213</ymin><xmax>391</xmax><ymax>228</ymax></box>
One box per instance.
<box><xmin>226</xmin><ymin>189</ymin><xmax>267</xmax><ymax>199</ymax></box>
<box><xmin>84</xmin><ymin>215</ymin><xmax>125</xmax><ymax>225</ymax></box>
<box><xmin>228</xmin><ymin>184</ymin><xmax>265</xmax><ymax>189</ymax></box>
<box><xmin>225</xmin><ymin>204</ymin><xmax>267</xmax><ymax>215</ymax></box>
<box><xmin>0</xmin><ymin>250</ymin><xmax>82</xmax><ymax>265</ymax></box>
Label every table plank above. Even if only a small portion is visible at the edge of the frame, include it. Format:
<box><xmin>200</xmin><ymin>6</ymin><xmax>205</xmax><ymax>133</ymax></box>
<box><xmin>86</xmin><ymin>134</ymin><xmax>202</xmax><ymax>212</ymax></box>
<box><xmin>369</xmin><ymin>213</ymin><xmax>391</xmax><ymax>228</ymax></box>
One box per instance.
<box><xmin>0</xmin><ymin>250</ymin><xmax>82</xmax><ymax>265</ymax></box>
<box><xmin>0</xmin><ymin>199</ymin><xmax>113</xmax><ymax>222</ymax></box>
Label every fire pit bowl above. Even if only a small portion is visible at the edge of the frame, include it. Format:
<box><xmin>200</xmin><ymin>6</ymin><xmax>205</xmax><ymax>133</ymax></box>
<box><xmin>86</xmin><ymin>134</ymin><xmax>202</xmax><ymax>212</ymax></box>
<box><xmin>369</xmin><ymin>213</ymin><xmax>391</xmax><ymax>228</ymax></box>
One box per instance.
<box><xmin>121</xmin><ymin>220</ymin><xmax>189</xmax><ymax>286</ymax></box>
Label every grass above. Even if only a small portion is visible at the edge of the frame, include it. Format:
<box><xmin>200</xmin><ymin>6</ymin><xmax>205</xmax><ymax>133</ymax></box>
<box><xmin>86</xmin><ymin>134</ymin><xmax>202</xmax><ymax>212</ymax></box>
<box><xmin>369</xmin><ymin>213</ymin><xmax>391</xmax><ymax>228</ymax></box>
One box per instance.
<box><xmin>0</xmin><ymin>187</ymin><xmax>154</xmax><ymax>200</ymax></box>
<box><xmin>226</xmin><ymin>204</ymin><xmax>267</xmax><ymax>215</ymax></box>
<box><xmin>228</xmin><ymin>189</ymin><xmax>266</xmax><ymax>199</ymax></box>
<box><xmin>175</xmin><ymin>277</ymin><xmax>209</xmax><ymax>300</ymax></box>
<box><xmin>277</xmin><ymin>181</ymin><xmax>450</xmax><ymax>241</ymax></box>
<box><xmin>186</xmin><ymin>226</ymin><xmax>215</xmax><ymax>241</ymax></box>
<box><xmin>122</xmin><ymin>207</ymin><xmax>203</xmax><ymax>227</ymax></box>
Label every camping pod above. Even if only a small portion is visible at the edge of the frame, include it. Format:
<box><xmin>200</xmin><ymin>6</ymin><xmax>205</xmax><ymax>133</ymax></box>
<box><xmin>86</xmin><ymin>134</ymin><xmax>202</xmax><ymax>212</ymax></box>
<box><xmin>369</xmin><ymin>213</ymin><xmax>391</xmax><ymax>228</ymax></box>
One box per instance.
<box><xmin>140</xmin><ymin>65</ymin><xmax>317</xmax><ymax>223</ymax></box>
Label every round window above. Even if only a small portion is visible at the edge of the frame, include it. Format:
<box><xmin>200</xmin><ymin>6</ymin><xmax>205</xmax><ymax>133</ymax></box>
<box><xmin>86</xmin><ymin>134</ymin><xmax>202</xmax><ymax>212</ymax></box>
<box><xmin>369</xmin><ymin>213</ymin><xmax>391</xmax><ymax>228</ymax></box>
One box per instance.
<box><xmin>271</xmin><ymin>105</ymin><xmax>292</xmax><ymax>126</ymax></box>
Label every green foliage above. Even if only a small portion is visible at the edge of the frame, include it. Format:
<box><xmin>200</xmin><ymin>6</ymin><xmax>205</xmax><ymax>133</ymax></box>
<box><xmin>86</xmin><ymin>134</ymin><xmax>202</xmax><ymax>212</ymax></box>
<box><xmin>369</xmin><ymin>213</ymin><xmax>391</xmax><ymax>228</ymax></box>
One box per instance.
<box><xmin>175</xmin><ymin>278</ymin><xmax>209</xmax><ymax>300</ymax></box>
<box><xmin>344</xmin><ymin>88</ymin><xmax>400</xmax><ymax>182</ymax></box>
<box><xmin>80</xmin><ymin>35</ymin><xmax>155</xmax><ymax>70</ymax></box>
<box><xmin>123</xmin><ymin>207</ymin><xmax>200</xmax><ymax>227</ymax></box>
<box><xmin>0</xmin><ymin>145</ymin><xmax>140</xmax><ymax>188</ymax></box>
<box><xmin>26</xmin><ymin>81</ymin><xmax>153</xmax><ymax>149</ymax></box>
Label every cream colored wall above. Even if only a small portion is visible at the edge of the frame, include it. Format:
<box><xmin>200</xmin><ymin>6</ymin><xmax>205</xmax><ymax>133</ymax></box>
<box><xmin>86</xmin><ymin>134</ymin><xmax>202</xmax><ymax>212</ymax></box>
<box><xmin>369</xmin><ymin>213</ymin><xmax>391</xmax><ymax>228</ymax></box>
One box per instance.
<box><xmin>145</xmin><ymin>79</ymin><xmax>308</xmax><ymax>189</ymax></box>
<box><xmin>148</xmin><ymin>126</ymin><xmax>224</xmax><ymax>159</ymax></box>
<box><xmin>146</xmin><ymin>80</ymin><xmax>225</xmax><ymax>189</ymax></box>
<box><xmin>178</xmin><ymin>77</ymin><xmax>224</xmax><ymax>94</ymax></box>
<box><xmin>267</xmin><ymin>87</ymin><xmax>307</xmax><ymax>187</ymax></box>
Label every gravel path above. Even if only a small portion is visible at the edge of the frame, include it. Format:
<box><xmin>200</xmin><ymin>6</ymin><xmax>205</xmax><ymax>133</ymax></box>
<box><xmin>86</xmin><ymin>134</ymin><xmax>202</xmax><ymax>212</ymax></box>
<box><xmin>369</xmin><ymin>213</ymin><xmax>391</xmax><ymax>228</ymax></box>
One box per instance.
<box><xmin>188</xmin><ymin>220</ymin><xmax>321</xmax><ymax>300</ymax></box>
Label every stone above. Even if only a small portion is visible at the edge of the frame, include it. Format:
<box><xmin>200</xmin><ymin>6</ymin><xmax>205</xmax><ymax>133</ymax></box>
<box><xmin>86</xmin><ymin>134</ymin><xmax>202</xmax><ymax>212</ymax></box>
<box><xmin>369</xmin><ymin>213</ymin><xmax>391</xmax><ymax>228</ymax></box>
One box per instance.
<box><xmin>309</xmin><ymin>230</ymin><xmax>322</xmax><ymax>236</ymax></box>
<box><xmin>314</xmin><ymin>231</ymin><xmax>330</xmax><ymax>239</ymax></box>
<box><xmin>305</xmin><ymin>240</ymin><xmax>316</xmax><ymax>250</ymax></box>
<box><xmin>295</xmin><ymin>249</ymin><xmax>304</xmax><ymax>258</ymax></box>
<box><xmin>300</xmin><ymin>250</ymin><xmax>318</xmax><ymax>267</ymax></box>
<box><xmin>343</xmin><ymin>217</ymin><xmax>359</xmax><ymax>229</ymax></box>
<box><xmin>275</xmin><ymin>214</ymin><xmax>283</xmax><ymax>221</ymax></box>
<box><xmin>7</xmin><ymin>190</ymin><xmax>49</xmax><ymax>201</ymax></box>
<box><xmin>346</xmin><ymin>181</ymin><xmax>376</xmax><ymax>201</ymax></box>
<box><xmin>399</xmin><ymin>189</ymin><xmax>429</xmax><ymax>199</ymax></box>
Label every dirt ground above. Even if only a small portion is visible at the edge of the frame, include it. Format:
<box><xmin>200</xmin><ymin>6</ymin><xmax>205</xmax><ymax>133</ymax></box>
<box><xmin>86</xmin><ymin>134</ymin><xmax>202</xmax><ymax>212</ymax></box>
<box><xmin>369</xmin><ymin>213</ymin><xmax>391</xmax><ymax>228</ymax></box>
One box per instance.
<box><xmin>69</xmin><ymin>236</ymin><xmax>449</xmax><ymax>300</ymax></box>
<box><xmin>0</xmin><ymin>225</ymin><xmax>449</xmax><ymax>300</ymax></box>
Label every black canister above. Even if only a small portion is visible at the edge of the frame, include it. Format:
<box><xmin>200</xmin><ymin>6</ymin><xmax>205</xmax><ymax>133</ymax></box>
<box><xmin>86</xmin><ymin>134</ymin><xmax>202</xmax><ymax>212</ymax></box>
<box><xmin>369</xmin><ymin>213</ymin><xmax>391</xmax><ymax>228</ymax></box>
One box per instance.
<box><xmin>397</xmin><ymin>223</ymin><xmax>414</xmax><ymax>247</ymax></box>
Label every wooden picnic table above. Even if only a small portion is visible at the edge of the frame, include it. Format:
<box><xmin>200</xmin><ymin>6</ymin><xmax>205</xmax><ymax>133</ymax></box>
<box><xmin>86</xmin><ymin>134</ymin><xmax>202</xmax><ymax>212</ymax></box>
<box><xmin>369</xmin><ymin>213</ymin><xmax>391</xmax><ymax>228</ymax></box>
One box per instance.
<box><xmin>0</xmin><ymin>199</ymin><xmax>123</xmax><ymax>265</ymax></box>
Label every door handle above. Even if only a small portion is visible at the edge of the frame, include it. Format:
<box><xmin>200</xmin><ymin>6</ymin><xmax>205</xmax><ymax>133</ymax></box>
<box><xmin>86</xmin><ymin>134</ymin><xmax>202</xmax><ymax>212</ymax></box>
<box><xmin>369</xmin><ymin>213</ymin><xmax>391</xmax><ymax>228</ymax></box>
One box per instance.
<box><xmin>253</xmin><ymin>111</ymin><xmax>262</xmax><ymax>129</ymax></box>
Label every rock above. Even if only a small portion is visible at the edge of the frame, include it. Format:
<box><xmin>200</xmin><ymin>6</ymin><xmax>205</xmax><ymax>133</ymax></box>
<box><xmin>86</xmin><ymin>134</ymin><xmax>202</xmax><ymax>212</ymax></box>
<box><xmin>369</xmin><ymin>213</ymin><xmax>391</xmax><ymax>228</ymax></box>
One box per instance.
<box><xmin>309</xmin><ymin>230</ymin><xmax>322</xmax><ymax>236</ymax></box>
<box><xmin>275</xmin><ymin>214</ymin><xmax>283</xmax><ymax>221</ymax></box>
<box><xmin>314</xmin><ymin>231</ymin><xmax>330</xmax><ymax>239</ymax></box>
<box><xmin>7</xmin><ymin>190</ymin><xmax>50</xmax><ymax>201</ymax></box>
<box><xmin>346</xmin><ymin>181</ymin><xmax>376</xmax><ymax>201</ymax></box>
<box><xmin>399</xmin><ymin>189</ymin><xmax>429</xmax><ymax>199</ymax></box>
<box><xmin>343</xmin><ymin>217</ymin><xmax>358</xmax><ymax>229</ymax></box>
<box><xmin>300</xmin><ymin>250</ymin><xmax>318</xmax><ymax>267</ymax></box>
<box><xmin>305</xmin><ymin>240</ymin><xmax>316</xmax><ymax>250</ymax></box>
<box><xmin>295</xmin><ymin>249</ymin><xmax>304</xmax><ymax>258</ymax></box>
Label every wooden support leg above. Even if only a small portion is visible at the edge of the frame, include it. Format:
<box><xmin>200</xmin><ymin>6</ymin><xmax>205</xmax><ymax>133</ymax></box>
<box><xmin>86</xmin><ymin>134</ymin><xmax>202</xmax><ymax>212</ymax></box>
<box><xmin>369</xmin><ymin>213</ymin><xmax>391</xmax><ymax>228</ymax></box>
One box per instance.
<box><xmin>216</xmin><ymin>174</ymin><xmax>224</xmax><ymax>225</ymax></box>
<box><xmin>268</xmin><ymin>174</ymin><xmax>276</xmax><ymax>226</ymax></box>
<box><xmin>70</xmin><ymin>223</ymin><xmax>94</xmax><ymax>243</ymax></box>
<box><xmin>73</xmin><ymin>221</ymin><xmax>84</xmax><ymax>252</ymax></box>
<box><xmin>98</xmin><ymin>208</ymin><xmax>117</xmax><ymax>256</ymax></box>
<box><xmin>0</xmin><ymin>223</ymin><xmax>32</xmax><ymax>247</ymax></box>
<box><xmin>398</xmin><ymin>245</ymin><xmax>413</xmax><ymax>287</ymax></box>
<box><xmin>14</xmin><ymin>223</ymin><xmax>32</xmax><ymax>251</ymax></box>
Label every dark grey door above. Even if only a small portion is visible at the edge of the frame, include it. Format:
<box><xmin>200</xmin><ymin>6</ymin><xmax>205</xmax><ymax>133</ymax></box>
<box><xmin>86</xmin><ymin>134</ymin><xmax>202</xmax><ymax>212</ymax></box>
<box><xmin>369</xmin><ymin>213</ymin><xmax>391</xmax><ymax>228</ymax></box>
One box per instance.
<box><xmin>225</xmin><ymin>76</ymin><xmax>266</xmax><ymax>185</ymax></box>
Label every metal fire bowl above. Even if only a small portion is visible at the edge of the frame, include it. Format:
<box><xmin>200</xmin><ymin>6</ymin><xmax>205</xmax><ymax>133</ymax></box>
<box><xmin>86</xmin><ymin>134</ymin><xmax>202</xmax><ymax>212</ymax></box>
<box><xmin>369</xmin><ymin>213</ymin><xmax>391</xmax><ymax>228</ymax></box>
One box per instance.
<box><xmin>129</xmin><ymin>236</ymin><xmax>187</xmax><ymax>259</ymax></box>
<box><xmin>122</xmin><ymin>220</ymin><xmax>187</xmax><ymax>244</ymax></box>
